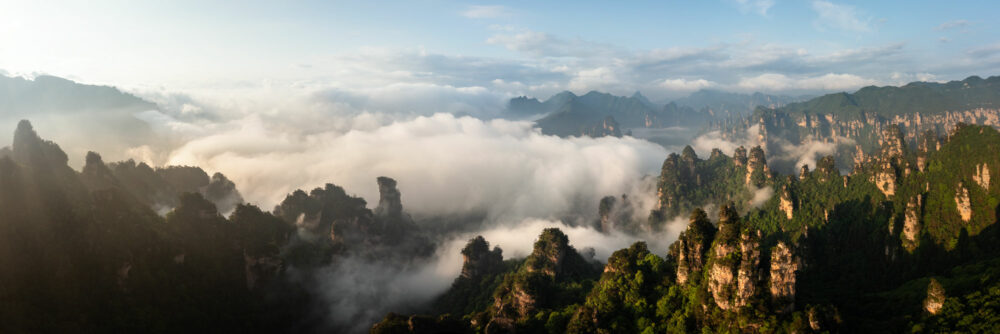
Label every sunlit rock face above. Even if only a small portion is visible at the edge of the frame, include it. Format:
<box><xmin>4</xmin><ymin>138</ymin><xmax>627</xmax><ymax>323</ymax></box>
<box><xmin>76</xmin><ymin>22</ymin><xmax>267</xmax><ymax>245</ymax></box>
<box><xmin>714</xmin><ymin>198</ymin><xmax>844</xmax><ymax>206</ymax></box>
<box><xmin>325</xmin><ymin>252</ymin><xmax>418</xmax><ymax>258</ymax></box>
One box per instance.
<box><xmin>924</xmin><ymin>278</ymin><xmax>946</xmax><ymax>315</ymax></box>
<box><xmin>735</xmin><ymin>230</ymin><xmax>761</xmax><ymax>309</ymax></box>
<box><xmin>779</xmin><ymin>185</ymin><xmax>794</xmax><ymax>220</ymax></box>
<box><xmin>955</xmin><ymin>182</ymin><xmax>972</xmax><ymax>222</ymax></box>
<box><xmin>769</xmin><ymin>241</ymin><xmax>799</xmax><ymax>313</ymax></box>
<box><xmin>974</xmin><ymin>163</ymin><xmax>991</xmax><ymax>190</ymax></box>
<box><xmin>707</xmin><ymin>206</ymin><xmax>742</xmax><ymax>311</ymax></box>
<box><xmin>901</xmin><ymin>196</ymin><xmax>922</xmax><ymax>252</ymax></box>
<box><xmin>673</xmin><ymin>208</ymin><xmax>715</xmax><ymax>285</ymax></box>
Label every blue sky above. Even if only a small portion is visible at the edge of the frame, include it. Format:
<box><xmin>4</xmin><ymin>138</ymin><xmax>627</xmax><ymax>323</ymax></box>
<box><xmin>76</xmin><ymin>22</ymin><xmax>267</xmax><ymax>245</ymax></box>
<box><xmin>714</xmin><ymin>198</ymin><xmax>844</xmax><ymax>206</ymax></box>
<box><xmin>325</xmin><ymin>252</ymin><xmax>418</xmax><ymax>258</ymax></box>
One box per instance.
<box><xmin>1</xmin><ymin>0</ymin><xmax>998</xmax><ymax>102</ymax></box>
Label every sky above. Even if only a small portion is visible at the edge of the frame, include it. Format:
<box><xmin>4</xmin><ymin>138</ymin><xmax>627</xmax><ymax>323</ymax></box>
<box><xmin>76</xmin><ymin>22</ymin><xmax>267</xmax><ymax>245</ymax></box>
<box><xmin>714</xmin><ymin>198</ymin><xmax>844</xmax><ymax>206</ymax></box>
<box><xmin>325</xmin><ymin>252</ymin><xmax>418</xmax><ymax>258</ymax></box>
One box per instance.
<box><xmin>1</xmin><ymin>0</ymin><xmax>999</xmax><ymax>103</ymax></box>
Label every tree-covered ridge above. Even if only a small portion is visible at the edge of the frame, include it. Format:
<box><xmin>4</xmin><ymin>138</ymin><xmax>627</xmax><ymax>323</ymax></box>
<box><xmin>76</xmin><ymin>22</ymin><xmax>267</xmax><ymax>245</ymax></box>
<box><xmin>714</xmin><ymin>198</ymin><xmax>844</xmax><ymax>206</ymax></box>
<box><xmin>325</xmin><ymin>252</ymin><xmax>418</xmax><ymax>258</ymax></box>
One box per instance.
<box><xmin>766</xmin><ymin>75</ymin><xmax>1000</xmax><ymax>120</ymax></box>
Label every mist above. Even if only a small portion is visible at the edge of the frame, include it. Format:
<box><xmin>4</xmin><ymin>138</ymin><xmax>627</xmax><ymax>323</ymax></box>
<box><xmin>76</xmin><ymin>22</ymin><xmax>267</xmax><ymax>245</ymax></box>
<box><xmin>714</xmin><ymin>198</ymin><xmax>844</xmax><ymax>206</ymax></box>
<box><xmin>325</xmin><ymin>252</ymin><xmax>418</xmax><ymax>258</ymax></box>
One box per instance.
<box><xmin>163</xmin><ymin>112</ymin><xmax>668</xmax><ymax>223</ymax></box>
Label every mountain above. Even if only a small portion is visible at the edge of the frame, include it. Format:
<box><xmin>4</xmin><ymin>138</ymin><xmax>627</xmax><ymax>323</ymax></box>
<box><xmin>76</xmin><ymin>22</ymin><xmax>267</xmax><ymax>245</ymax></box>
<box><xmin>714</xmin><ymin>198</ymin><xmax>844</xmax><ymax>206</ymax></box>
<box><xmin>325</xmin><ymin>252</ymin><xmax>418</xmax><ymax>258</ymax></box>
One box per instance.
<box><xmin>0</xmin><ymin>74</ymin><xmax>161</xmax><ymax>166</ymax></box>
<box><xmin>508</xmin><ymin>89</ymin><xmax>803</xmax><ymax>140</ymax></box>
<box><xmin>0</xmin><ymin>120</ymin><xmax>434</xmax><ymax>333</ymax></box>
<box><xmin>712</xmin><ymin>75</ymin><xmax>1000</xmax><ymax>173</ymax></box>
<box><xmin>672</xmin><ymin>89</ymin><xmax>808</xmax><ymax>118</ymax></box>
<box><xmin>520</xmin><ymin>91</ymin><xmax>712</xmax><ymax>138</ymax></box>
<box><xmin>378</xmin><ymin>124</ymin><xmax>1000</xmax><ymax>333</ymax></box>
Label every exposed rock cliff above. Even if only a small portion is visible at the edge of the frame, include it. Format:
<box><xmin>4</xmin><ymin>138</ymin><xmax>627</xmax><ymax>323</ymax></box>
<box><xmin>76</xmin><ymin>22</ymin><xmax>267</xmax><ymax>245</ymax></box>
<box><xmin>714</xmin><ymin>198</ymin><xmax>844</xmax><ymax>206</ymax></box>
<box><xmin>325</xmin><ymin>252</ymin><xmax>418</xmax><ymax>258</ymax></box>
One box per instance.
<box><xmin>672</xmin><ymin>208</ymin><xmax>716</xmax><ymax>285</ymax></box>
<box><xmin>460</xmin><ymin>236</ymin><xmax>503</xmax><ymax>280</ymax></box>
<box><xmin>768</xmin><ymin>241</ymin><xmax>798</xmax><ymax>313</ymax></box>
<box><xmin>779</xmin><ymin>185</ymin><xmax>794</xmax><ymax>220</ymax></box>
<box><xmin>746</xmin><ymin>145</ymin><xmax>770</xmax><ymax>187</ymax></box>
<box><xmin>375</xmin><ymin>176</ymin><xmax>404</xmax><ymax>220</ymax></box>
<box><xmin>955</xmin><ymin>182</ymin><xmax>972</xmax><ymax>222</ymax></box>
<box><xmin>902</xmin><ymin>196</ymin><xmax>922</xmax><ymax>252</ymax></box>
<box><xmin>974</xmin><ymin>163</ymin><xmax>991</xmax><ymax>190</ymax></box>
<box><xmin>707</xmin><ymin>205</ymin><xmax>744</xmax><ymax>310</ymax></box>
<box><xmin>923</xmin><ymin>278</ymin><xmax>946</xmax><ymax>315</ymax></box>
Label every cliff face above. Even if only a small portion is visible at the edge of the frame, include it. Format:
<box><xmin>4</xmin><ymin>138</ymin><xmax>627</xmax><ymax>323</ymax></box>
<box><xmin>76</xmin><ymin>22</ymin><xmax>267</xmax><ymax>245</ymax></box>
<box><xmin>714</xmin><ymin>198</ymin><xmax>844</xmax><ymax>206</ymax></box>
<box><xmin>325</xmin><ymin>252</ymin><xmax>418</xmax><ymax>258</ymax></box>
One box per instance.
<box><xmin>779</xmin><ymin>184</ymin><xmax>794</xmax><ymax>220</ymax></box>
<box><xmin>955</xmin><ymin>182</ymin><xmax>972</xmax><ymax>222</ymax></box>
<box><xmin>923</xmin><ymin>278</ymin><xmax>946</xmax><ymax>315</ymax></box>
<box><xmin>274</xmin><ymin>177</ymin><xmax>432</xmax><ymax>263</ymax></box>
<box><xmin>597</xmin><ymin>194</ymin><xmax>634</xmax><ymax>233</ymax></box>
<box><xmin>869</xmin><ymin>125</ymin><xmax>911</xmax><ymax>198</ymax></box>
<box><xmin>673</xmin><ymin>208</ymin><xmax>716</xmax><ymax>285</ymax></box>
<box><xmin>706</xmin><ymin>206</ymin><xmax>745</xmax><ymax>311</ymax></box>
<box><xmin>460</xmin><ymin>236</ymin><xmax>503</xmax><ymax>280</ymax></box>
<box><xmin>650</xmin><ymin>144</ymin><xmax>765</xmax><ymax>225</ymax></box>
<box><xmin>487</xmin><ymin>228</ymin><xmax>599</xmax><ymax>330</ymax></box>
<box><xmin>707</xmin><ymin>76</ymin><xmax>1000</xmax><ymax>175</ymax></box>
<box><xmin>746</xmin><ymin>145</ymin><xmax>770</xmax><ymax>187</ymax></box>
<box><xmin>581</xmin><ymin>115</ymin><xmax>624</xmax><ymax>138</ymax></box>
<box><xmin>769</xmin><ymin>241</ymin><xmax>799</xmax><ymax>313</ymax></box>
<box><xmin>902</xmin><ymin>196</ymin><xmax>922</xmax><ymax>252</ymax></box>
<box><xmin>375</xmin><ymin>176</ymin><xmax>403</xmax><ymax>220</ymax></box>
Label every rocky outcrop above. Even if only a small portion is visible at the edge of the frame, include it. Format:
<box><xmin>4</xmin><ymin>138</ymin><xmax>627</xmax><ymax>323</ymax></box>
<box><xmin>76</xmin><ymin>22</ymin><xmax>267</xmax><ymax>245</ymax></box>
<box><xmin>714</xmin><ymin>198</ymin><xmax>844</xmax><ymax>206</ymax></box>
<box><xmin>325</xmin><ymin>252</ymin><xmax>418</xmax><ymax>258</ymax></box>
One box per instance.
<box><xmin>582</xmin><ymin>115</ymin><xmax>623</xmax><ymax>138</ymax></box>
<box><xmin>204</xmin><ymin>172</ymin><xmax>244</xmax><ymax>214</ymax></box>
<box><xmin>735</xmin><ymin>230</ymin><xmax>761</xmax><ymax>309</ymax></box>
<box><xmin>916</xmin><ymin>130</ymin><xmax>939</xmax><ymax>172</ymax></box>
<box><xmin>598</xmin><ymin>194</ymin><xmax>634</xmax><ymax>233</ymax></box>
<box><xmin>525</xmin><ymin>228</ymin><xmax>588</xmax><ymax>278</ymax></box>
<box><xmin>81</xmin><ymin>152</ymin><xmax>120</xmax><ymax>190</ymax></box>
<box><xmin>460</xmin><ymin>236</ymin><xmax>503</xmax><ymax>280</ymax></box>
<box><xmin>974</xmin><ymin>163</ymin><xmax>991</xmax><ymax>190</ymax></box>
<box><xmin>902</xmin><ymin>196</ymin><xmax>922</xmax><ymax>252</ymax></box>
<box><xmin>874</xmin><ymin>163</ymin><xmax>897</xmax><ymax>197</ymax></box>
<box><xmin>375</xmin><ymin>176</ymin><xmax>404</xmax><ymax>220</ymax></box>
<box><xmin>924</xmin><ymin>278</ymin><xmax>946</xmax><ymax>315</ymax></box>
<box><xmin>734</xmin><ymin>146</ymin><xmax>748</xmax><ymax>167</ymax></box>
<box><xmin>707</xmin><ymin>205</ymin><xmax>743</xmax><ymax>310</ymax></box>
<box><xmin>488</xmin><ymin>228</ymin><xmax>597</xmax><ymax>328</ymax></box>
<box><xmin>955</xmin><ymin>182</ymin><xmax>972</xmax><ymax>222</ymax></box>
<box><xmin>799</xmin><ymin>164</ymin><xmax>809</xmax><ymax>180</ymax></box>
<box><xmin>779</xmin><ymin>185</ymin><xmax>794</xmax><ymax>220</ymax></box>
<box><xmin>746</xmin><ymin>145</ymin><xmax>770</xmax><ymax>187</ymax></box>
<box><xmin>11</xmin><ymin>120</ymin><xmax>69</xmax><ymax>168</ymax></box>
<box><xmin>673</xmin><ymin>208</ymin><xmax>716</xmax><ymax>285</ymax></box>
<box><xmin>870</xmin><ymin>126</ymin><xmax>910</xmax><ymax>198</ymax></box>
<box><xmin>768</xmin><ymin>241</ymin><xmax>798</xmax><ymax>313</ymax></box>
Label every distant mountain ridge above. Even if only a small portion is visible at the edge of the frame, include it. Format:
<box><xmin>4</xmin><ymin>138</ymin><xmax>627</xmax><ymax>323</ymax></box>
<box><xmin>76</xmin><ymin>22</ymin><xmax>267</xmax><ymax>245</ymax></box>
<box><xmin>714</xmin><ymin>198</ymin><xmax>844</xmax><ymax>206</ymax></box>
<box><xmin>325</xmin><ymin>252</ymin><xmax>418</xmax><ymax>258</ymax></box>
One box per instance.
<box><xmin>672</xmin><ymin>89</ymin><xmax>808</xmax><ymax>118</ymax></box>
<box><xmin>711</xmin><ymin>75</ymin><xmax>1000</xmax><ymax>173</ymax></box>
<box><xmin>759</xmin><ymin>75</ymin><xmax>1000</xmax><ymax>120</ymax></box>
<box><xmin>0</xmin><ymin>74</ymin><xmax>162</xmax><ymax>166</ymax></box>
<box><xmin>506</xmin><ymin>89</ymin><xmax>807</xmax><ymax>139</ymax></box>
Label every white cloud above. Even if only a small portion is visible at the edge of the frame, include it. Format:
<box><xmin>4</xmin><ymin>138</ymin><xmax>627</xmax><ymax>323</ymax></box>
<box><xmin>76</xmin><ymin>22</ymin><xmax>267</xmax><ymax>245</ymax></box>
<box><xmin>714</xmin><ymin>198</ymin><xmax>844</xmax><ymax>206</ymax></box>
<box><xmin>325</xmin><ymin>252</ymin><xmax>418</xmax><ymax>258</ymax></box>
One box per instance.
<box><xmin>486</xmin><ymin>29</ymin><xmax>617</xmax><ymax>59</ymax></box>
<box><xmin>935</xmin><ymin>19</ymin><xmax>969</xmax><ymax>31</ymax></box>
<box><xmin>658</xmin><ymin>78</ymin><xmax>717</xmax><ymax>92</ymax></box>
<box><xmin>735</xmin><ymin>0</ymin><xmax>776</xmax><ymax>16</ymax></box>
<box><xmin>461</xmin><ymin>5</ymin><xmax>512</xmax><ymax>19</ymax></box>
<box><xmin>812</xmin><ymin>0</ymin><xmax>872</xmax><ymax>32</ymax></box>
<box><xmin>164</xmin><ymin>113</ymin><xmax>668</xmax><ymax>223</ymax></box>
<box><xmin>568</xmin><ymin>67</ymin><xmax>625</xmax><ymax>92</ymax></box>
<box><xmin>737</xmin><ymin>72</ymin><xmax>876</xmax><ymax>92</ymax></box>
